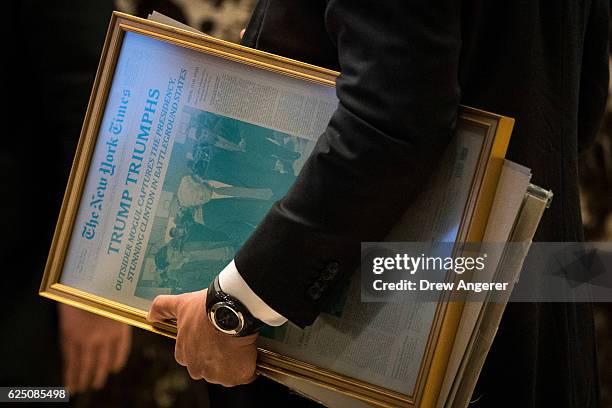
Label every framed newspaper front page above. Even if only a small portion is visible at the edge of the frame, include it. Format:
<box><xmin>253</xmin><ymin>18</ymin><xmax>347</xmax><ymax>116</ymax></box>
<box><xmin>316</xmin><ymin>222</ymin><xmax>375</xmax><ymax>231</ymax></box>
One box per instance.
<box><xmin>40</xmin><ymin>12</ymin><xmax>514</xmax><ymax>408</ymax></box>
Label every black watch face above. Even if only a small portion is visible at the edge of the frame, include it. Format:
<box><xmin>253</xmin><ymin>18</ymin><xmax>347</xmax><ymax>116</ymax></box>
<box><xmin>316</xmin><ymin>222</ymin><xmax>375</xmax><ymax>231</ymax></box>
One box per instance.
<box><xmin>214</xmin><ymin>305</ymin><xmax>240</xmax><ymax>331</ymax></box>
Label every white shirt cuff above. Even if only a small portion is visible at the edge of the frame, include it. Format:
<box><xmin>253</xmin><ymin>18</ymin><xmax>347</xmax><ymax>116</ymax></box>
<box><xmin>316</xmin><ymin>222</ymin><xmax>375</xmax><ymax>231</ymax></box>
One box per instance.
<box><xmin>217</xmin><ymin>260</ymin><xmax>288</xmax><ymax>327</ymax></box>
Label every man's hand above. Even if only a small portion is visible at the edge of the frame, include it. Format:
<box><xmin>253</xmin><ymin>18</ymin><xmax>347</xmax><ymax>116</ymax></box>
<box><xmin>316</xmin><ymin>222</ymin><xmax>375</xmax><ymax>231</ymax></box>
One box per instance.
<box><xmin>59</xmin><ymin>304</ymin><xmax>132</xmax><ymax>394</ymax></box>
<box><xmin>147</xmin><ymin>290</ymin><xmax>258</xmax><ymax>387</ymax></box>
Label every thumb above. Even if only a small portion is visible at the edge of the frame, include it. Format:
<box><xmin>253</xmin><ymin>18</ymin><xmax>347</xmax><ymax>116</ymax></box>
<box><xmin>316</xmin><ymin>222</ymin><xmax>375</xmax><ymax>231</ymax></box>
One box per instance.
<box><xmin>147</xmin><ymin>295</ymin><xmax>179</xmax><ymax>323</ymax></box>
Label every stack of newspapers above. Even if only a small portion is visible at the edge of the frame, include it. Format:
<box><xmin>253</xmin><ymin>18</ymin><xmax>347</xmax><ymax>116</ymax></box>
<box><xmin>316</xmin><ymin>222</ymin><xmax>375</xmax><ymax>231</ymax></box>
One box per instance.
<box><xmin>265</xmin><ymin>164</ymin><xmax>551</xmax><ymax>408</ymax></box>
<box><xmin>40</xmin><ymin>12</ymin><xmax>552</xmax><ymax>408</ymax></box>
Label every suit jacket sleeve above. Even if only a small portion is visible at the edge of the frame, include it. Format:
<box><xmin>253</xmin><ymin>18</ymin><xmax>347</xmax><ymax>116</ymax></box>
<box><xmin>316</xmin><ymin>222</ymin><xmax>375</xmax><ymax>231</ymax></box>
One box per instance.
<box><xmin>235</xmin><ymin>0</ymin><xmax>462</xmax><ymax>327</ymax></box>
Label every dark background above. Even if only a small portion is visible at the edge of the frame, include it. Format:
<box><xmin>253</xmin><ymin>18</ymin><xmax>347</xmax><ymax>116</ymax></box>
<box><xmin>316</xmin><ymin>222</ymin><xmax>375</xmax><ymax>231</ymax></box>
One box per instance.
<box><xmin>1</xmin><ymin>0</ymin><xmax>610</xmax><ymax>407</ymax></box>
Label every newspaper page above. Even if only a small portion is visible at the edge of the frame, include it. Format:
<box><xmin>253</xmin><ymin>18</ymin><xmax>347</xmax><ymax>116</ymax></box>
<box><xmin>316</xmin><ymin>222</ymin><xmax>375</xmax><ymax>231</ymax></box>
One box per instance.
<box><xmin>60</xmin><ymin>31</ymin><xmax>336</xmax><ymax>309</ymax></box>
<box><xmin>437</xmin><ymin>160</ymin><xmax>531</xmax><ymax>406</ymax></box>
<box><xmin>60</xmin><ymin>30</ymin><xmax>485</xmax><ymax>395</ymax></box>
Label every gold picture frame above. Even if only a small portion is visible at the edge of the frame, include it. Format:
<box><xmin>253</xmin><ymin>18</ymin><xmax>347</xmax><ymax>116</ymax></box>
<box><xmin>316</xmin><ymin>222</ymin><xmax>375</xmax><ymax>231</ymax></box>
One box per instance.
<box><xmin>40</xmin><ymin>12</ymin><xmax>514</xmax><ymax>407</ymax></box>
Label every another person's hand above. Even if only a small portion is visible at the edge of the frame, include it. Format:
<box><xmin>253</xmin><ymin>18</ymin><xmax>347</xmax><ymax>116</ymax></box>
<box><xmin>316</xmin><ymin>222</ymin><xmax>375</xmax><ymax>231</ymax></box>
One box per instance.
<box><xmin>59</xmin><ymin>304</ymin><xmax>132</xmax><ymax>394</ymax></box>
<box><xmin>147</xmin><ymin>290</ymin><xmax>258</xmax><ymax>386</ymax></box>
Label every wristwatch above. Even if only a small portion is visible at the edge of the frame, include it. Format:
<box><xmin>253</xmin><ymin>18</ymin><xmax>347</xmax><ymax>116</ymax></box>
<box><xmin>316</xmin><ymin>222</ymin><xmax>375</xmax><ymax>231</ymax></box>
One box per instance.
<box><xmin>206</xmin><ymin>275</ymin><xmax>264</xmax><ymax>336</ymax></box>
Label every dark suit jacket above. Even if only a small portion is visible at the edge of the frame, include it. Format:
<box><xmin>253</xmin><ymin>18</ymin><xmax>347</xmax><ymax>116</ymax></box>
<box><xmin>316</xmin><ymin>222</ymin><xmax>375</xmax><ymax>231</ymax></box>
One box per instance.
<box><xmin>235</xmin><ymin>1</ymin><xmax>608</xmax><ymax>407</ymax></box>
